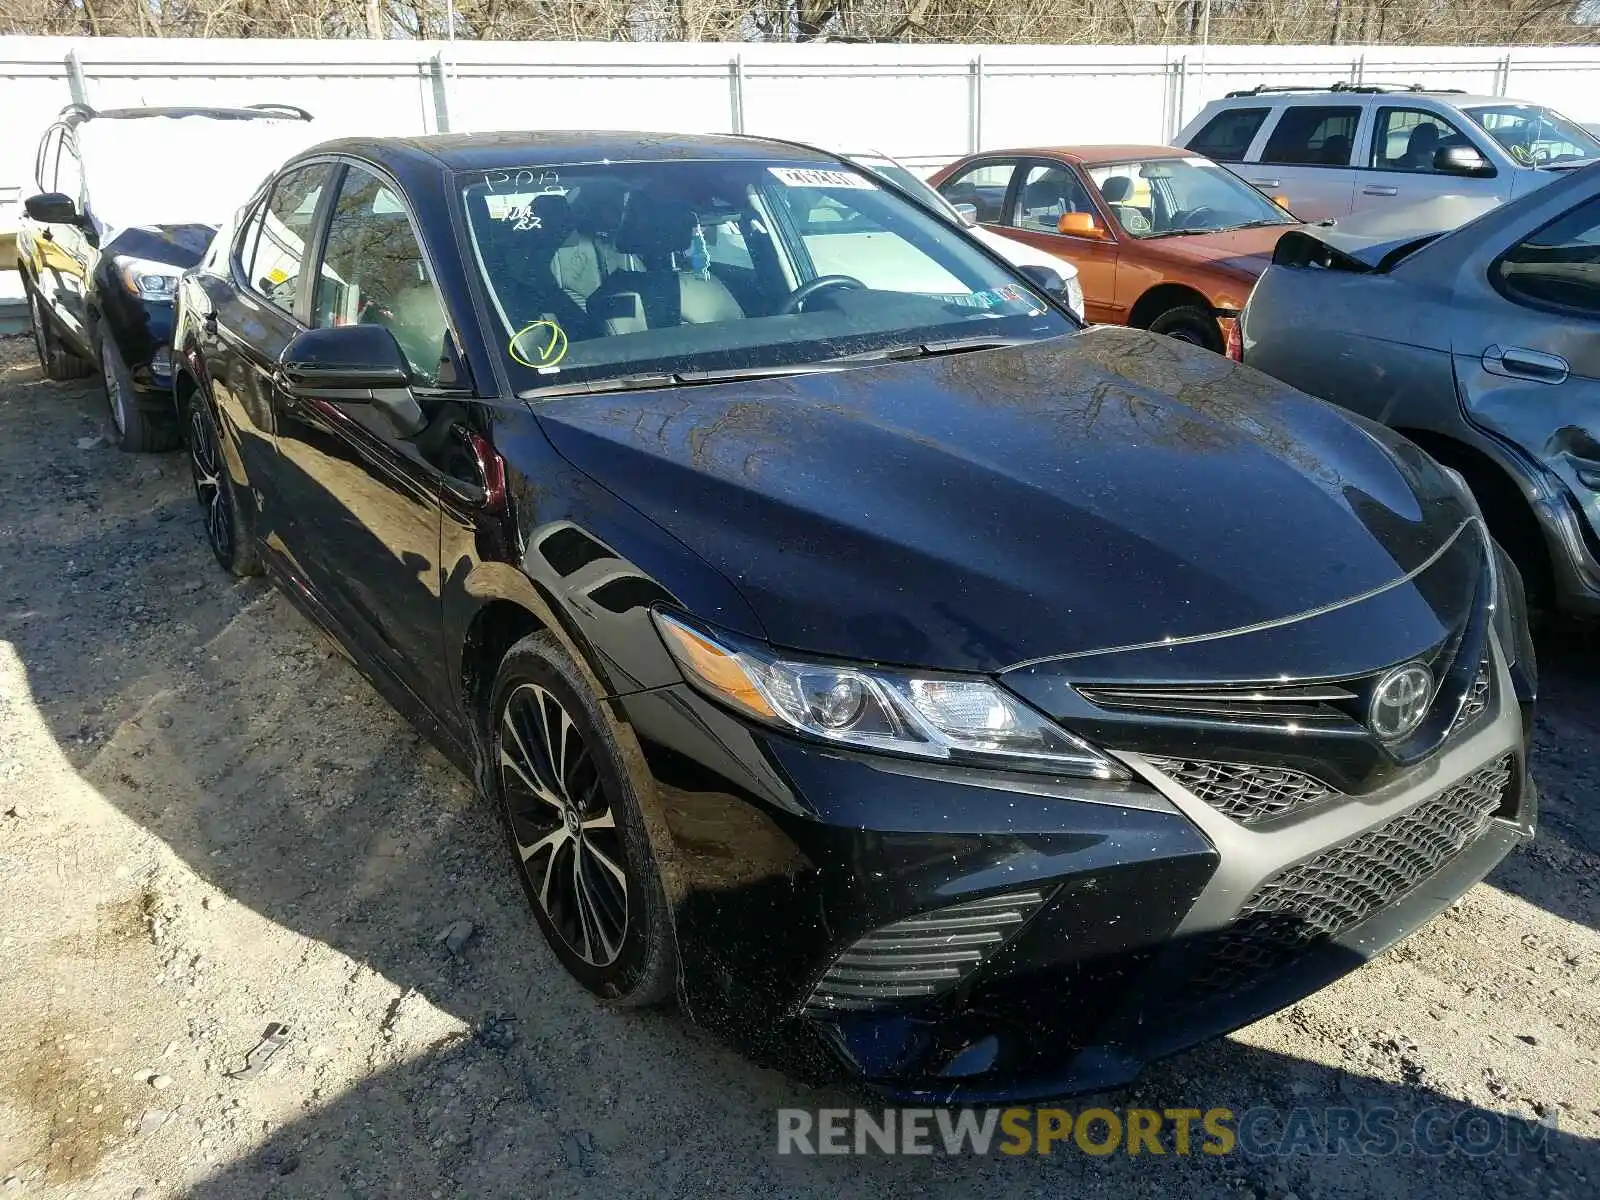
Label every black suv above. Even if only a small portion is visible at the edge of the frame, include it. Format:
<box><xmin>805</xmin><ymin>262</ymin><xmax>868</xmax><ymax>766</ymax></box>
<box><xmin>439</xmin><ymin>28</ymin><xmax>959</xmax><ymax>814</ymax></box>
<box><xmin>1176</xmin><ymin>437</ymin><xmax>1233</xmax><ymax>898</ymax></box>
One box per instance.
<box><xmin>17</xmin><ymin>102</ymin><xmax>311</xmax><ymax>450</ymax></box>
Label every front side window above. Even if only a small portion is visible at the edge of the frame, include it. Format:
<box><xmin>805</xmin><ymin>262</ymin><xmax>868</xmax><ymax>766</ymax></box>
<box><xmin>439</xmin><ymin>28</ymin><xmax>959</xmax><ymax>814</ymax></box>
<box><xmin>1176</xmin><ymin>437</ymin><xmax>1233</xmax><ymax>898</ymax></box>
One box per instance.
<box><xmin>1370</xmin><ymin>107</ymin><xmax>1478</xmax><ymax>173</ymax></box>
<box><xmin>1189</xmin><ymin>107</ymin><xmax>1270</xmax><ymax>162</ymax></box>
<box><xmin>56</xmin><ymin>139</ymin><xmax>83</xmax><ymax>204</ymax></box>
<box><xmin>460</xmin><ymin>158</ymin><xmax>1071</xmax><ymax>391</ymax></box>
<box><xmin>314</xmin><ymin>164</ymin><xmax>450</xmax><ymax>386</ymax></box>
<box><xmin>1260</xmin><ymin>105</ymin><xmax>1361</xmax><ymax>166</ymax></box>
<box><xmin>36</xmin><ymin>126</ymin><xmax>62</xmax><ymax>193</ymax></box>
<box><xmin>1084</xmin><ymin>158</ymin><xmax>1296</xmax><ymax>239</ymax></box>
<box><xmin>1465</xmin><ymin>103</ymin><xmax>1600</xmax><ymax>169</ymax></box>
<box><xmin>1494</xmin><ymin>195</ymin><xmax>1600</xmax><ymax>316</ymax></box>
<box><xmin>245</xmin><ymin>163</ymin><xmax>333</xmax><ymax>317</ymax></box>
<box><xmin>1014</xmin><ymin>164</ymin><xmax>1097</xmax><ymax>234</ymax></box>
<box><xmin>935</xmin><ymin>160</ymin><xmax>1018</xmax><ymax>225</ymax></box>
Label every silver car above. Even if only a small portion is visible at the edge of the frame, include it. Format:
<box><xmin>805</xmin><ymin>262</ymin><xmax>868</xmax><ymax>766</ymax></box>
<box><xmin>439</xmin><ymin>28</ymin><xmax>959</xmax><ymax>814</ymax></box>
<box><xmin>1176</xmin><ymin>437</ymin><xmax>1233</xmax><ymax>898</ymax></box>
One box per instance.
<box><xmin>1239</xmin><ymin>162</ymin><xmax>1600</xmax><ymax>616</ymax></box>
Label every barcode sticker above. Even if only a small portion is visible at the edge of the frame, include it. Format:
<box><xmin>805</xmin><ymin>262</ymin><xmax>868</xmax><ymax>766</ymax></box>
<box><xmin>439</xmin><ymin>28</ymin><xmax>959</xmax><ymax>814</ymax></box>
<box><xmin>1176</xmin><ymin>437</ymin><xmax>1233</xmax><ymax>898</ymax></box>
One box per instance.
<box><xmin>768</xmin><ymin>167</ymin><xmax>878</xmax><ymax>190</ymax></box>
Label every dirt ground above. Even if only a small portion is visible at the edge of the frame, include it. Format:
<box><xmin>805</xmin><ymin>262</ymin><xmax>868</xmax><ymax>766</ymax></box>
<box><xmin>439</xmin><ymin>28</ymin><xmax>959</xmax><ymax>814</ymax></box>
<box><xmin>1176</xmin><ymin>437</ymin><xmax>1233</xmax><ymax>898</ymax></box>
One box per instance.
<box><xmin>0</xmin><ymin>334</ymin><xmax>1597</xmax><ymax>1200</ymax></box>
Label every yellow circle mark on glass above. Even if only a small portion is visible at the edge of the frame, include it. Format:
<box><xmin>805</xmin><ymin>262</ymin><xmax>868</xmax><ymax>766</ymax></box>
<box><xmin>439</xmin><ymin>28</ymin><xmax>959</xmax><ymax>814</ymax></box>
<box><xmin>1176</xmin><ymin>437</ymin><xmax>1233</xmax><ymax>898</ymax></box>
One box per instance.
<box><xmin>509</xmin><ymin>320</ymin><xmax>569</xmax><ymax>369</ymax></box>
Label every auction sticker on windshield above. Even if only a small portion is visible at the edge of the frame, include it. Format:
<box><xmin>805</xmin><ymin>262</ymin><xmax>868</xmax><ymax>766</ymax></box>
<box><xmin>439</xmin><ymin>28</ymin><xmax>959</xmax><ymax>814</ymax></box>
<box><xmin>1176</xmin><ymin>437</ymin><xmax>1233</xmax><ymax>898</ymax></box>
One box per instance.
<box><xmin>769</xmin><ymin>167</ymin><xmax>878</xmax><ymax>189</ymax></box>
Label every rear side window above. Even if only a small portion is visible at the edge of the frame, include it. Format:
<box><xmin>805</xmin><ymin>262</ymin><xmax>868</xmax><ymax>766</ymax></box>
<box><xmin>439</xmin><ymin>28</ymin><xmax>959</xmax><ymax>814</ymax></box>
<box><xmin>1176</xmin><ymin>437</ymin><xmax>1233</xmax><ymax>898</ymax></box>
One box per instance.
<box><xmin>1189</xmin><ymin>107</ymin><xmax>1269</xmax><ymax>162</ymax></box>
<box><xmin>1260</xmin><ymin>106</ymin><xmax>1361</xmax><ymax>166</ymax></box>
<box><xmin>244</xmin><ymin>163</ymin><xmax>334</xmax><ymax>317</ymax></box>
<box><xmin>1494</xmin><ymin>195</ymin><xmax>1600</xmax><ymax>317</ymax></box>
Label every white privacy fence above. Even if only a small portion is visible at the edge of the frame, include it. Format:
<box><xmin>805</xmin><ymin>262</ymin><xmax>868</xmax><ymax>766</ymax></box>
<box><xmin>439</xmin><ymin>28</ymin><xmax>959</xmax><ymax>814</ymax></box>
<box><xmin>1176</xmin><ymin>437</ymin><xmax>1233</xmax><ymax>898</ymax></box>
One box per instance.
<box><xmin>3</xmin><ymin>35</ymin><xmax>1600</xmax><ymax>238</ymax></box>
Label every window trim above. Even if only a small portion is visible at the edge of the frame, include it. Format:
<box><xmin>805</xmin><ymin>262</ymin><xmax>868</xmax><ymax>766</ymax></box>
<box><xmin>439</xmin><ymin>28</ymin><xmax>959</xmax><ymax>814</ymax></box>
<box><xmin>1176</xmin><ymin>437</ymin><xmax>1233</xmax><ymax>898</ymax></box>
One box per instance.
<box><xmin>1487</xmin><ymin>195</ymin><xmax>1600</xmax><ymax>322</ymax></box>
<box><xmin>1365</xmin><ymin>104</ymin><xmax>1497</xmax><ymax>178</ymax></box>
<box><xmin>312</xmin><ymin>155</ymin><xmax>472</xmax><ymax>394</ymax></box>
<box><xmin>1256</xmin><ymin>102</ymin><xmax>1366</xmax><ymax>170</ymax></box>
<box><xmin>1188</xmin><ymin>106</ymin><xmax>1272</xmax><ymax>164</ymax></box>
<box><xmin>55</xmin><ymin>133</ymin><xmax>85</xmax><ymax>205</ymax></box>
<box><xmin>35</xmin><ymin>124</ymin><xmax>64</xmax><ymax>193</ymax></box>
<box><xmin>935</xmin><ymin>156</ymin><xmax>1022</xmax><ymax>228</ymax></box>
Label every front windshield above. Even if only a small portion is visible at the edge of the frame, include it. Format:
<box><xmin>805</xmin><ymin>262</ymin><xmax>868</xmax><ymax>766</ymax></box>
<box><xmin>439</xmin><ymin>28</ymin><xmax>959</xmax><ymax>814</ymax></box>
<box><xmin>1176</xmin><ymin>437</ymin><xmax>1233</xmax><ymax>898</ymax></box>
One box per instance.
<box><xmin>1084</xmin><ymin>157</ymin><xmax>1295</xmax><ymax>239</ymax></box>
<box><xmin>459</xmin><ymin>158</ymin><xmax>1073</xmax><ymax>391</ymax></box>
<box><xmin>1464</xmin><ymin>104</ymin><xmax>1600</xmax><ymax>168</ymax></box>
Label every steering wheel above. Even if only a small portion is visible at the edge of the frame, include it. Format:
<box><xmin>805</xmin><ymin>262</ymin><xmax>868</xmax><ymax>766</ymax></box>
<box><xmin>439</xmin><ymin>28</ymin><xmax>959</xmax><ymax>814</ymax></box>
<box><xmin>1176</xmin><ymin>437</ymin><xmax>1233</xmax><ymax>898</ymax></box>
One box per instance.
<box><xmin>1178</xmin><ymin>206</ymin><xmax>1221</xmax><ymax>230</ymax></box>
<box><xmin>779</xmin><ymin>274</ymin><xmax>866</xmax><ymax>315</ymax></box>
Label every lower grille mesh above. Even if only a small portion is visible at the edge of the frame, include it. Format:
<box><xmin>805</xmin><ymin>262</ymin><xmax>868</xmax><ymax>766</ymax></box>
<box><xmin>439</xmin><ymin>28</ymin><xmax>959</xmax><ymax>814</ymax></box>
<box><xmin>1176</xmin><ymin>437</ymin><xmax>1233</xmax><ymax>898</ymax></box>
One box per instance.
<box><xmin>806</xmin><ymin>890</ymin><xmax>1046</xmax><ymax>1011</ymax></box>
<box><xmin>1147</xmin><ymin>757</ymin><xmax>1332</xmax><ymax>825</ymax></box>
<box><xmin>1188</xmin><ymin>754</ymin><xmax>1513</xmax><ymax>1001</ymax></box>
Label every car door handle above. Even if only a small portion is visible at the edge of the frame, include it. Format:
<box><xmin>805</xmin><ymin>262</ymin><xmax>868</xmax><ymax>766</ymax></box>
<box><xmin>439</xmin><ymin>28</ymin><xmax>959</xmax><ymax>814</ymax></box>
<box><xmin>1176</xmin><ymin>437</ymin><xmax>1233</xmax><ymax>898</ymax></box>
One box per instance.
<box><xmin>1249</xmin><ymin>179</ymin><xmax>1281</xmax><ymax>189</ymax></box>
<box><xmin>1482</xmin><ymin>345</ymin><xmax>1569</xmax><ymax>384</ymax></box>
<box><xmin>1362</xmin><ymin>185</ymin><xmax>1399</xmax><ymax>197</ymax></box>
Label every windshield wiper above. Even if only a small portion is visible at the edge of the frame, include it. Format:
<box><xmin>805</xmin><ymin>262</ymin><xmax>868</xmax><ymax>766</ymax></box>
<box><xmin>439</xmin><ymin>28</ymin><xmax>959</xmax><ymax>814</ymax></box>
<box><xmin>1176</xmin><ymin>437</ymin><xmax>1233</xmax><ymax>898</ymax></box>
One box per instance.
<box><xmin>1213</xmin><ymin>219</ymin><xmax>1293</xmax><ymax>232</ymax></box>
<box><xmin>831</xmin><ymin>334</ymin><xmax>1037</xmax><ymax>364</ymax></box>
<box><xmin>518</xmin><ymin>360</ymin><xmax>862</xmax><ymax>401</ymax></box>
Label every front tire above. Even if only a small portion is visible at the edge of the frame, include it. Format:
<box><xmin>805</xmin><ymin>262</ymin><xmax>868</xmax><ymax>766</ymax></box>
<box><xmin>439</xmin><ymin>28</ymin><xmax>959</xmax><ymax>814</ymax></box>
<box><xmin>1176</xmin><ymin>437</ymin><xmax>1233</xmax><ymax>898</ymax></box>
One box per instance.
<box><xmin>1148</xmin><ymin>305</ymin><xmax>1225</xmax><ymax>353</ymax></box>
<box><xmin>490</xmin><ymin>632</ymin><xmax>676</xmax><ymax>1007</ymax></box>
<box><xmin>99</xmin><ymin>332</ymin><xmax>179</xmax><ymax>453</ymax></box>
<box><xmin>187</xmin><ymin>390</ymin><xmax>260</xmax><ymax>577</ymax></box>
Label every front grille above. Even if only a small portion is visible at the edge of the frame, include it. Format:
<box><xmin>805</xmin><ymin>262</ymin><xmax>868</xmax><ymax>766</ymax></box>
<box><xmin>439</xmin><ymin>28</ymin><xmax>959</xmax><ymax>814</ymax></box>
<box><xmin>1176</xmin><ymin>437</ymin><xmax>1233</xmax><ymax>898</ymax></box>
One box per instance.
<box><xmin>1187</xmin><ymin>754</ymin><xmax>1513</xmax><ymax>1001</ymax></box>
<box><xmin>1448</xmin><ymin>660</ymin><xmax>1492</xmax><ymax>739</ymax></box>
<box><xmin>805</xmin><ymin>890</ymin><xmax>1047</xmax><ymax>1012</ymax></box>
<box><xmin>1078</xmin><ymin>680</ymin><xmax>1358</xmax><ymax>725</ymax></box>
<box><xmin>1146</xmin><ymin>756</ymin><xmax>1333</xmax><ymax>825</ymax></box>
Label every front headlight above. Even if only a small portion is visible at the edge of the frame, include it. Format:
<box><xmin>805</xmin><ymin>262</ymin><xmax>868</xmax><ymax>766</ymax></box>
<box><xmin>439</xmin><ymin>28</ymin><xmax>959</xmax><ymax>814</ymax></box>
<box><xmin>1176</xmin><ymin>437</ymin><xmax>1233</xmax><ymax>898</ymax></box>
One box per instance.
<box><xmin>1063</xmin><ymin>273</ymin><xmax>1085</xmax><ymax>321</ymax></box>
<box><xmin>653</xmin><ymin>611</ymin><xmax>1125</xmax><ymax>779</ymax></box>
<box><xmin>116</xmin><ymin>256</ymin><xmax>183</xmax><ymax>302</ymax></box>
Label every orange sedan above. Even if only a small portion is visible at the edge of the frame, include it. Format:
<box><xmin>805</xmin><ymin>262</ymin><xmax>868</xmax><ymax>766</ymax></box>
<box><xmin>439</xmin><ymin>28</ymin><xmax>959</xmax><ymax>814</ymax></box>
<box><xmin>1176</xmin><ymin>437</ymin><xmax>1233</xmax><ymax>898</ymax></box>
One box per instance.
<box><xmin>929</xmin><ymin>145</ymin><xmax>1300</xmax><ymax>353</ymax></box>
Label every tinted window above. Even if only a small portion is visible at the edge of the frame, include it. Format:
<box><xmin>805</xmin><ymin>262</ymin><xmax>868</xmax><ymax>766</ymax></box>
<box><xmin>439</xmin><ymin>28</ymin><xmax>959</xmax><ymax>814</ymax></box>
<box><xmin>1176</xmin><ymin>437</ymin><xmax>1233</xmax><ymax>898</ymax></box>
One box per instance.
<box><xmin>1014</xmin><ymin>164</ymin><xmax>1096</xmax><ymax>233</ymax></box>
<box><xmin>36</xmin><ymin>127</ymin><xmax>62</xmax><ymax>192</ymax></box>
<box><xmin>315</xmin><ymin>164</ymin><xmax>449</xmax><ymax>386</ymax></box>
<box><xmin>1371</xmin><ymin>107</ymin><xmax>1476</xmax><ymax>172</ymax></box>
<box><xmin>1189</xmin><ymin>107</ymin><xmax>1269</xmax><ymax>162</ymax></box>
<box><xmin>246</xmin><ymin>163</ymin><xmax>333</xmax><ymax>317</ymax></box>
<box><xmin>1260</xmin><ymin>105</ymin><xmax>1361</xmax><ymax>166</ymax></box>
<box><xmin>1494</xmin><ymin>196</ymin><xmax>1600</xmax><ymax>316</ymax></box>
<box><xmin>936</xmin><ymin>160</ymin><xmax>1017</xmax><ymax>224</ymax></box>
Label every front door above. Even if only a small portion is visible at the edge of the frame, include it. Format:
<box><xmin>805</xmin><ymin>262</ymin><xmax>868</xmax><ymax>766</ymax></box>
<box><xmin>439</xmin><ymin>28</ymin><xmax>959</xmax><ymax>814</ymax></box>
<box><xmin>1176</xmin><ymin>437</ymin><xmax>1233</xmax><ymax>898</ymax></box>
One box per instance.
<box><xmin>1348</xmin><ymin>106</ymin><xmax>1506</xmax><ymax>218</ymax></box>
<box><xmin>271</xmin><ymin>160</ymin><xmax>465</xmax><ymax>705</ymax></box>
<box><xmin>1000</xmin><ymin>159</ymin><xmax>1121</xmax><ymax>324</ymax></box>
<box><xmin>1452</xmin><ymin>192</ymin><xmax>1600</xmax><ymax>548</ymax></box>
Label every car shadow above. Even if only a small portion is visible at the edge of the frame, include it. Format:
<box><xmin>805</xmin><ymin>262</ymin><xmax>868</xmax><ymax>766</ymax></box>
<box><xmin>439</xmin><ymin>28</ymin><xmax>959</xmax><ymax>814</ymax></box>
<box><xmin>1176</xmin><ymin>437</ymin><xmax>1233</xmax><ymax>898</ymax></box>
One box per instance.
<box><xmin>0</xmin><ymin>361</ymin><xmax>1595</xmax><ymax>1198</ymax></box>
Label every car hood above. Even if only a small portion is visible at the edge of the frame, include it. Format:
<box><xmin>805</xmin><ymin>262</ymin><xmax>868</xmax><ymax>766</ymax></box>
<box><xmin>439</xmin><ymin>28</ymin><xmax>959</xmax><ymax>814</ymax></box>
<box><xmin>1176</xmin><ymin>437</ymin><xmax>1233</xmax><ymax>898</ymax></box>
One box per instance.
<box><xmin>100</xmin><ymin>222</ymin><xmax>215</xmax><ymax>270</ymax></box>
<box><xmin>1277</xmin><ymin>197</ymin><xmax>1503</xmax><ymax>270</ymax></box>
<box><xmin>1133</xmin><ymin>224</ymin><xmax>1291</xmax><ymax>278</ymax></box>
<box><xmin>533</xmin><ymin>326</ymin><xmax>1471</xmax><ymax>674</ymax></box>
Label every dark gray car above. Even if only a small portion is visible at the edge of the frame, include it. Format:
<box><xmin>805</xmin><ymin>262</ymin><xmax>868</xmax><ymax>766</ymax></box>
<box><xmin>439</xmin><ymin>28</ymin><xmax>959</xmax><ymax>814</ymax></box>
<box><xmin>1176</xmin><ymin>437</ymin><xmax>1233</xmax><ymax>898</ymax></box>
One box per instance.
<box><xmin>1240</xmin><ymin>163</ymin><xmax>1600</xmax><ymax>616</ymax></box>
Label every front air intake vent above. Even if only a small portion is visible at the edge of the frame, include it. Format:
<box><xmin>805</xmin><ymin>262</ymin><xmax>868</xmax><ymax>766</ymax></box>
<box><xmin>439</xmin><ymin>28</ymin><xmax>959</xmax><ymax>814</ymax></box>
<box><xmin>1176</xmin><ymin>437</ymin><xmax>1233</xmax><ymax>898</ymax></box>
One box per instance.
<box><xmin>1146</xmin><ymin>756</ymin><xmax>1334</xmax><ymax>825</ymax></box>
<box><xmin>805</xmin><ymin>890</ymin><xmax>1047</xmax><ymax>1012</ymax></box>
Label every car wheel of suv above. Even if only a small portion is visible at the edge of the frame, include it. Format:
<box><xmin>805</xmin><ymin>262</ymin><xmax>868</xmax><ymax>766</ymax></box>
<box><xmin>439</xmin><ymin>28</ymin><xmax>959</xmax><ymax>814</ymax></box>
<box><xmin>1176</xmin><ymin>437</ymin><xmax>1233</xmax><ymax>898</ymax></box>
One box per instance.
<box><xmin>187</xmin><ymin>392</ymin><xmax>260</xmax><ymax>577</ymax></box>
<box><xmin>1149</xmin><ymin>305</ymin><xmax>1224</xmax><ymax>353</ymax></box>
<box><xmin>24</xmin><ymin>277</ymin><xmax>91</xmax><ymax>381</ymax></box>
<box><xmin>490</xmin><ymin>632</ymin><xmax>676</xmax><ymax>1007</ymax></box>
<box><xmin>99</xmin><ymin>333</ymin><xmax>179</xmax><ymax>453</ymax></box>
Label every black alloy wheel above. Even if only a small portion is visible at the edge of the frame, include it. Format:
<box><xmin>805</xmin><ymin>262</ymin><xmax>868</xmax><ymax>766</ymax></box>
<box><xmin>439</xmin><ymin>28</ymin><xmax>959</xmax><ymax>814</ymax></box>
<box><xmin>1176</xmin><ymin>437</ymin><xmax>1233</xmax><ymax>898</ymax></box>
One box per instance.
<box><xmin>187</xmin><ymin>395</ymin><xmax>260</xmax><ymax>576</ymax></box>
<box><xmin>491</xmin><ymin>633</ymin><xmax>675</xmax><ymax>1005</ymax></box>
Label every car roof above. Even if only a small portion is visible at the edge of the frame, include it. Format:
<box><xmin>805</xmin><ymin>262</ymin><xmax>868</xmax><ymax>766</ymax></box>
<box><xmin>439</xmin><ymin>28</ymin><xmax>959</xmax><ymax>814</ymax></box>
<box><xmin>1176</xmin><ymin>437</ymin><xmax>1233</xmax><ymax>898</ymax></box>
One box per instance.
<box><xmin>989</xmin><ymin>145</ymin><xmax>1190</xmax><ymax>166</ymax></box>
<box><xmin>1212</xmin><ymin>89</ymin><xmax>1505</xmax><ymax>107</ymax></box>
<box><xmin>308</xmin><ymin>130</ymin><xmax>844</xmax><ymax>173</ymax></box>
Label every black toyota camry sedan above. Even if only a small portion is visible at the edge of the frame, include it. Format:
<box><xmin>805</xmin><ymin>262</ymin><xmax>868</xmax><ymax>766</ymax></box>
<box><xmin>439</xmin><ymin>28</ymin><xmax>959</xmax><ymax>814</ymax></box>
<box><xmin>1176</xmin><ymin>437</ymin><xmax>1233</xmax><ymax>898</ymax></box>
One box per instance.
<box><xmin>172</xmin><ymin>131</ymin><xmax>1537</xmax><ymax>1100</ymax></box>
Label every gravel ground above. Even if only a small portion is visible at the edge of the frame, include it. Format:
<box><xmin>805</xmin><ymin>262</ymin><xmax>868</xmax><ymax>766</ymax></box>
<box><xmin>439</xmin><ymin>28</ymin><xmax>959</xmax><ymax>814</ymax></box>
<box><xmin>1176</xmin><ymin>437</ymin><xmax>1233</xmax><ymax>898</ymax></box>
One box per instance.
<box><xmin>0</xmin><ymin>334</ymin><xmax>1597</xmax><ymax>1200</ymax></box>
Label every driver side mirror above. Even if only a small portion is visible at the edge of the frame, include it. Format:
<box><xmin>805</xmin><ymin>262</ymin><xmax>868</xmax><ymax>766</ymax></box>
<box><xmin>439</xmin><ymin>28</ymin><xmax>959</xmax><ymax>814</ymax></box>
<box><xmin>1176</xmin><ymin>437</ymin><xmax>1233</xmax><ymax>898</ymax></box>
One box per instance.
<box><xmin>24</xmin><ymin>191</ymin><xmax>81</xmax><ymax>225</ymax></box>
<box><xmin>1058</xmin><ymin>212</ymin><xmax>1108</xmax><ymax>239</ymax></box>
<box><xmin>1434</xmin><ymin>146</ymin><xmax>1495</xmax><ymax>178</ymax></box>
<box><xmin>953</xmin><ymin>201</ymin><xmax>979</xmax><ymax>226</ymax></box>
<box><xmin>280</xmin><ymin>324</ymin><xmax>426</xmax><ymax>435</ymax></box>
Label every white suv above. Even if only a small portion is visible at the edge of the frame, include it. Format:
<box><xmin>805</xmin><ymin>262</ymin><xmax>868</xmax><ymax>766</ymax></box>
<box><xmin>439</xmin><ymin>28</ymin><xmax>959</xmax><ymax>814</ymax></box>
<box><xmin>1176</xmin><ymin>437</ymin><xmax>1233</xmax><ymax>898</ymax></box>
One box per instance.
<box><xmin>1177</xmin><ymin>83</ymin><xmax>1600</xmax><ymax>223</ymax></box>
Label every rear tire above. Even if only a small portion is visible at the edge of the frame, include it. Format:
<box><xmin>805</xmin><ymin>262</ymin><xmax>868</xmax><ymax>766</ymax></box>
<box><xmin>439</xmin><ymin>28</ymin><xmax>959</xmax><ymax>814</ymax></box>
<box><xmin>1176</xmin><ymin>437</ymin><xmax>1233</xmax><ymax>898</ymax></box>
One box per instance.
<box><xmin>23</xmin><ymin>275</ymin><xmax>92</xmax><ymax>381</ymax></box>
<box><xmin>98</xmin><ymin>331</ymin><xmax>179</xmax><ymax>453</ymax></box>
<box><xmin>1148</xmin><ymin>305</ymin><xmax>1225</xmax><ymax>353</ymax></box>
<box><xmin>490</xmin><ymin>632</ymin><xmax>676</xmax><ymax>1008</ymax></box>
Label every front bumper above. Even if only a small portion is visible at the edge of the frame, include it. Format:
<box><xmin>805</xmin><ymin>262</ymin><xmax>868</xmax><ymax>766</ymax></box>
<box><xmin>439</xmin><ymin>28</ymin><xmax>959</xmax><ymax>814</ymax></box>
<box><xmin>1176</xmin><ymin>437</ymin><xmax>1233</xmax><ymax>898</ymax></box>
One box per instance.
<box><xmin>618</xmin><ymin>637</ymin><xmax>1535</xmax><ymax>1101</ymax></box>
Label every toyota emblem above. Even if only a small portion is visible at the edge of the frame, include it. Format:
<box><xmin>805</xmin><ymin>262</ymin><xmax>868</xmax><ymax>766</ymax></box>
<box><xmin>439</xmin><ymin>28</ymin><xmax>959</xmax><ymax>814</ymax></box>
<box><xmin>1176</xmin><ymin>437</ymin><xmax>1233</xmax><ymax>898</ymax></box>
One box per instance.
<box><xmin>1369</xmin><ymin>662</ymin><xmax>1435</xmax><ymax>741</ymax></box>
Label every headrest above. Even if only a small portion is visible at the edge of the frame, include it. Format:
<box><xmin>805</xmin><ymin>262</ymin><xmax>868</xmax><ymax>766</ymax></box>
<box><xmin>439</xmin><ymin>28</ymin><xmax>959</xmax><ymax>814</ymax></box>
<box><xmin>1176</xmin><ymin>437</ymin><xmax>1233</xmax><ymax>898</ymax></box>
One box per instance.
<box><xmin>1100</xmin><ymin>175</ymin><xmax>1133</xmax><ymax>203</ymax></box>
<box><xmin>531</xmin><ymin>192</ymin><xmax>573</xmax><ymax>239</ymax></box>
<box><xmin>616</xmin><ymin>200</ymin><xmax>695</xmax><ymax>261</ymax></box>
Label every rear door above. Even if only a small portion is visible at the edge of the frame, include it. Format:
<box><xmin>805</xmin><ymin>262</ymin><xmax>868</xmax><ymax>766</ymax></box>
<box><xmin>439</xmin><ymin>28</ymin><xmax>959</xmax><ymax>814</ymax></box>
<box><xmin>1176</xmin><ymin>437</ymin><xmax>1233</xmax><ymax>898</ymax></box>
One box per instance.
<box><xmin>1244</xmin><ymin>102</ymin><xmax>1366</xmax><ymax>222</ymax></box>
<box><xmin>997</xmin><ymin>158</ymin><xmax>1120</xmax><ymax>322</ymax></box>
<box><xmin>1349</xmin><ymin>104</ymin><xmax>1506</xmax><ymax>217</ymax></box>
<box><xmin>1183</xmin><ymin>105</ymin><xmax>1274</xmax><ymax>170</ymax></box>
<box><xmin>1452</xmin><ymin>192</ymin><xmax>1600</xmax><ymax>542</ymax></box>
